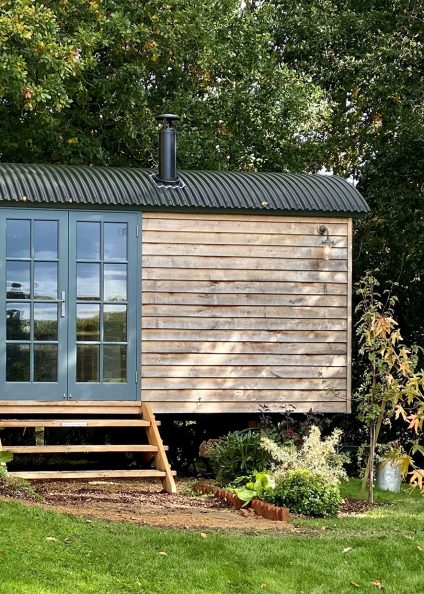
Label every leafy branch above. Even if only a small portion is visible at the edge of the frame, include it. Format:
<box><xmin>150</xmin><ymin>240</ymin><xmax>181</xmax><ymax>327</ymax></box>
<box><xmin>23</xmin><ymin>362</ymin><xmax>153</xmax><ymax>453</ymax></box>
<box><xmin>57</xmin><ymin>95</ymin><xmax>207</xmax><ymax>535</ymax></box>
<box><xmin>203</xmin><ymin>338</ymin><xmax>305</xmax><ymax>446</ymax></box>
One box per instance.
<box><xmin>354</xmin><ymin>271</ymin><xmax>424</xmax><ymax>501</ymax></box>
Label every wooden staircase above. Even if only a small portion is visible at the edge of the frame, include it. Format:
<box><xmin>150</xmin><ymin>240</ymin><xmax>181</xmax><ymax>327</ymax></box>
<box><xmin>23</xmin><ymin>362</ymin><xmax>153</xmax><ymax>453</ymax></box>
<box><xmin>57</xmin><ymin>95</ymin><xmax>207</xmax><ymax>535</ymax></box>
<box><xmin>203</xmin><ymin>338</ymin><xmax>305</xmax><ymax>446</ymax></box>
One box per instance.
<box><xmin>0</xmin><ymin>402</ymin><xmax>176</xmax><ymax>493</ymax></box>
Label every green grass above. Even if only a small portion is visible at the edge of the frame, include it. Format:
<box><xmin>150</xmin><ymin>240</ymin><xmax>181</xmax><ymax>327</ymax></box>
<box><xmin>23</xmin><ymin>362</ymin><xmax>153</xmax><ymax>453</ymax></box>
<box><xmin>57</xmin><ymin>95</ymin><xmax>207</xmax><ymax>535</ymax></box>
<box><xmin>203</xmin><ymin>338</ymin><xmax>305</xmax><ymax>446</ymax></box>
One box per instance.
<box><xmin>0</xmin><ymin>480</ymin><xmax>423</xmax><ymax>594</ymax></box>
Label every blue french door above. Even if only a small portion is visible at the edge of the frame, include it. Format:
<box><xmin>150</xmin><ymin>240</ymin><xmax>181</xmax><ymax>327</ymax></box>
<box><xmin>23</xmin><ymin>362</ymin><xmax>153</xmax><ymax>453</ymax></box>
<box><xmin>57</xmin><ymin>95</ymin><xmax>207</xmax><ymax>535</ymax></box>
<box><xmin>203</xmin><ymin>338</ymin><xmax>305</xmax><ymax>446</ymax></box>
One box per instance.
<box><xmin>0</xmin><ymin>209</ymin><xmax>140</xmax><ymax>401</ymax></box>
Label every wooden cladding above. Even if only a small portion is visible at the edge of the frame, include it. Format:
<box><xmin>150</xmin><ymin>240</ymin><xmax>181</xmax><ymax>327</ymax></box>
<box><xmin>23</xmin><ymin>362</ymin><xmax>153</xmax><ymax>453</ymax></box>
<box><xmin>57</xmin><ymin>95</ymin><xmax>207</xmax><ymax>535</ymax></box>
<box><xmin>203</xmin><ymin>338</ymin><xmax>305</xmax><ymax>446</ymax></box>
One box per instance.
<box><xmin>141</xmin><ymin>212</ymin><xmax>352</xmax><ymax>414</ymax></box>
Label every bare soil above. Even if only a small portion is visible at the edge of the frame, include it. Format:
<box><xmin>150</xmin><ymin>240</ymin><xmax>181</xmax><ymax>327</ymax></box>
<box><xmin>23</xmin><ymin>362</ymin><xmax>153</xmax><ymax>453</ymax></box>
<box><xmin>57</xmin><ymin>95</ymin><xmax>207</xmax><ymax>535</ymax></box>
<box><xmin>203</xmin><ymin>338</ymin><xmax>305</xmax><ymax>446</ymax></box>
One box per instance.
<box><xmin>2</xmin><ymin>477</ymin><xmax>374</xmax><ymax>531</ymax></box>
<box><xmin>32</xmin><ymin>478</ymin><xmax>300</xmax><ymax>533</ymax></box>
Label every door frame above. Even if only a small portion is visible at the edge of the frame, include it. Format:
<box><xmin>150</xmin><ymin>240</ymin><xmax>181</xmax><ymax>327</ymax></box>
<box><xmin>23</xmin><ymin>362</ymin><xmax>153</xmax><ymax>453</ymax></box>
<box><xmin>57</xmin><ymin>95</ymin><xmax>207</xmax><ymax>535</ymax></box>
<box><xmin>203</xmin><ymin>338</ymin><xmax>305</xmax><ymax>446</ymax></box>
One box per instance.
<box><xmin>67</xmin><ymin>210</ymin><xmax>141</xmax><ymax>401</ymax></box>
<box><xmin>0</xmin><ymin>207</ymin><xmax>141</xmax><ymax>402</ymax></box>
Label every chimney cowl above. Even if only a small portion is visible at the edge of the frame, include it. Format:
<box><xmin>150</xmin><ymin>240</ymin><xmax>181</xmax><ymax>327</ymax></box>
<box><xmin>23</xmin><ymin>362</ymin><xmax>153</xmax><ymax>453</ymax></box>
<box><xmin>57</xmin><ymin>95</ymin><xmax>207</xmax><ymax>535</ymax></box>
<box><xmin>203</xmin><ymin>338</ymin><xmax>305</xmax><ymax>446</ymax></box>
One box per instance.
<box><xmin>153</xmin><ymin>113</ymin><xmax>184</xmax><ymax>188</ymax></box>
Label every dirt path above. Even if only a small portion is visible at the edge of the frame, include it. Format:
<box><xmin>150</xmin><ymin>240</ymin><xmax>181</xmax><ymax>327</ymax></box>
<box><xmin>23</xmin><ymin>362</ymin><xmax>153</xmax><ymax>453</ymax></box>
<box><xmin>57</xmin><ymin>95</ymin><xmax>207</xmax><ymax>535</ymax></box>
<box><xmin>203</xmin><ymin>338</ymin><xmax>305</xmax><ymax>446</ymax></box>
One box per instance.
<box><xmin>31</xmin><ymin>479</ymin><xmax>299</xmax><ymax>533</ymax></box>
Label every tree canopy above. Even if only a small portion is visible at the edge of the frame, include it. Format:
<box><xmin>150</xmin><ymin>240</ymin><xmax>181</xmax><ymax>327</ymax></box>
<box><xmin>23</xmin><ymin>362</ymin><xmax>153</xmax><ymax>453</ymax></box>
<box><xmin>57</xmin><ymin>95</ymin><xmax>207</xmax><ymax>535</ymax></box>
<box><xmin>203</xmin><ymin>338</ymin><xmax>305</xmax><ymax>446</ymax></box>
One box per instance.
<box><xmin>0</xmin><ymin>0</ymin><xmax>423</xmax><ymax>345</ymax></box>
<box><xmin>0</xmin><ymin>0</ymin><xmax>327</xmax><ymax>172</ymax></box>
<box><xmin>269</xmin><ymin>0</ymin><xmax>424</xmax><ymax>346</ymax></box>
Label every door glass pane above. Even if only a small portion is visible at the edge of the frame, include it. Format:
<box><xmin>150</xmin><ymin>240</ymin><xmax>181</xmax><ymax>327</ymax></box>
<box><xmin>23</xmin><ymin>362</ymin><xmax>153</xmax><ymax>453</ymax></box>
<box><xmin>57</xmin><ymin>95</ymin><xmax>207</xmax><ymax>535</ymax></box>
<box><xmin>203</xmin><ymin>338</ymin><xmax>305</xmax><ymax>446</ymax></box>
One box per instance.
<box><xmin>77</xmin><ymin>263</ymin><xmax>100</xmax><ymax>300</ymax></box>
<box><xmin>6</xmin><ymin>261</ymin><xmax>31</xmax><ymax>299</ymax></box>
<box><xmin>34</xmin><ymin>262</ymin><xmax>58</xmax><ymax>300</ymax></box>
<box><xmin>34</xmin><ymin>221</ymin><xmax>58</xmax><ymax>259</ymax></box>
<box><xmin>34</xmin><ymin>344</ymin><xmax>58</xmax><ymax>382</ymax></box>
<box><xmin>104</xmin><ymin>305</ymin><xmax>127</xmax><ymax>342</ymax></box>
<box><xmin>76</xmin><ymin>304</ymin><xmax>100</xmax><ymax>341</ymax></box>
<box><xmin>6</xmin><ymin>303</ymin><xmax>31</xmax><ymax>340</ymax></box>
<box><xmin>104</xmin><ymin>264</ymin><xmax>127</xmax><ymax>301</ymax></box>
<box><xmin>6</xmin><ymin>344</ymin><xmax>30</xmax><ymax>382</ymax></box>
<box><xmin>34</xmin><ymin>303</ymin><xmax>58</xmax><ymax>340</ymax></box>
<box><xmin>104</xmin><ymin>223</ymin><xmax>127</xmax><ymax>261</ymax></box>
<box><xmin>76</xmin><ymin>344</ymin><xmax>99</xmax><ymax>382</ymax></box>
<box><xmin>6</xmin><ymin>219</ymin><xmax>30</xmax><ymax>258</ymax></box>
<box><xmin>77</xmin><ymin>222</ymin><xmax>100</xmax><ymax>260</ymax></box>
<box><xmin>103</xmin><ymin>345</ymin><xmax>127</xmax><ymax>383</ymax></box>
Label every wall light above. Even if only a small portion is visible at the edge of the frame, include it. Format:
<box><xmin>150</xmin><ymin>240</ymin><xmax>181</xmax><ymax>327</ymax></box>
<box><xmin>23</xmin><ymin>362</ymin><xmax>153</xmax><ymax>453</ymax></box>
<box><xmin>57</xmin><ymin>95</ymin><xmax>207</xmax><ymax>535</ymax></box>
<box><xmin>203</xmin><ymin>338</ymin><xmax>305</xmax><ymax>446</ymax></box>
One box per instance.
<box><xmin>317</xmin><ymin>224</ymin><xmax>335</xmax><ymax>260</ymax></box>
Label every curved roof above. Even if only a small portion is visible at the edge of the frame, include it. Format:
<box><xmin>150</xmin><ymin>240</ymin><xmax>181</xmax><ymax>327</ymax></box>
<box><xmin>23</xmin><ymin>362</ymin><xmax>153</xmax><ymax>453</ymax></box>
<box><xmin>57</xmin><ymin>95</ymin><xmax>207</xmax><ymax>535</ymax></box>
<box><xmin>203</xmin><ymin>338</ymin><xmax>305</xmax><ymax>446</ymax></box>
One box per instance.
<box><xmin>0</xmin><ymin>162</ymin><xmax>369</xmax><ymax>216</ymax></box>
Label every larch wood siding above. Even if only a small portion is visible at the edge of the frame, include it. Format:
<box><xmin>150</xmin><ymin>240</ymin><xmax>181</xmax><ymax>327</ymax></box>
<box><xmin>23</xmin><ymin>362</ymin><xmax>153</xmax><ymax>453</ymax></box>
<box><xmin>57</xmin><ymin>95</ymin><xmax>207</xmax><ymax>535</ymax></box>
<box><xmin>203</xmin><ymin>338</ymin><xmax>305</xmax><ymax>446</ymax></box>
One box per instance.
<box><xmin>141</xmin><ymin>212</ymin><xmax>352</xmax><ymax>413</ymax></box>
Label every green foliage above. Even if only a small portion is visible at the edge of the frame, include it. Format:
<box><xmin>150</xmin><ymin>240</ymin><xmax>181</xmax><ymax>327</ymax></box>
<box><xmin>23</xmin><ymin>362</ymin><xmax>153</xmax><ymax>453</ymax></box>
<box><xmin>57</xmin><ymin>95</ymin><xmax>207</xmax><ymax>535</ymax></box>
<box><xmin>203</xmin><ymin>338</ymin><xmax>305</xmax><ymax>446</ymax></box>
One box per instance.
<box><xmin>269</xmin><ymin>1</ymin><xmax>424</xmax><ymax>350</ymax></box>
<box><xmin>0</xmin><ymin>450</ymin><xmax>13</xmax><ymax>465</ymax></box>
<box><xmin>271</xmin><ymin>469</ymin><xmax>343</xmax><ymax>517</ymax></box>
<box><xmin>202</xmin><ymin>430</ymin><xmax>277</xmax><ymax>486</ymax></box>
<box><xmin>354</xmin><ymin>271</ymin><xmax>424</xmax><ymax>499</ymax></box>
<box><xmin>261</xmin><ymin>425</ymin><xmax>348</xmax><ymax>486</ymax></box>
<box><xmin>0</xmin><ymin>1</ymin><xmax>328</xmax><ymax>170</ymax></box>
<box><xmin>231</xmin><ymin>470</ymin><xmax>275</xmax><ymax>506</ymax></box>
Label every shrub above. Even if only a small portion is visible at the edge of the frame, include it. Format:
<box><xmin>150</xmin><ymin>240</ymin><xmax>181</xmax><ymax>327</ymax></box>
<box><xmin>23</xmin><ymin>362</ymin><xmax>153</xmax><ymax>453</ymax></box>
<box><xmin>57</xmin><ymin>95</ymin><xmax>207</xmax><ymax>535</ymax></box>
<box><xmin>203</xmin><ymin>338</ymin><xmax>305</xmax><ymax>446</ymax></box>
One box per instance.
<box><xmin>271</xmin><ymin>469</ymin><xmax>343</xmax><ymax>517</ymax></box>
<box><xmin>232</xmin><ymin>470</ymin><xmax>275</xmax><ymax>506</ymax></box>
<box><xmin>261</xmin><ymin>425</ymin><xmax>349</xmax><ymax>486</ymax></box>
<box><xmin>201</xmin><ymin>430</ymin><xmax>277</xmax><ymax>486</ymax></box>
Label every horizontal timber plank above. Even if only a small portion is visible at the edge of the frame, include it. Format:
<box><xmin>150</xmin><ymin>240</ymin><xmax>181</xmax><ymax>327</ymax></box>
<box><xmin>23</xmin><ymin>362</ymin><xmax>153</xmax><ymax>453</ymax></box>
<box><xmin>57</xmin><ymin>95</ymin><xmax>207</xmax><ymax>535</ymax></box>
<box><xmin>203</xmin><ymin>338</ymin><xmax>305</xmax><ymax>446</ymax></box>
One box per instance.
<box><xmin>142</xmin><ymin>230</ymin><xmax>348</xmax><ymax>248</ymax></box>
<box><xmin>142</xmin><ymin>354</ymin><xmax>347</xmax><ymax>366</ymax></box>
<box><xmin>0</xmin><ymin>419</ymin><xmax>150</xmax><ymax>428</ymax></box>
<box><xmin>141</xmin><ymin>341</ymin><xmax>347</xmax><ymax>355</ymax></box>
<box><xmin>147</xmin><ymin>401</ymin><xmax>348</xmax><ymax>414</ymax></box>
<box><xmin>143</xmin><ymin>377</ymin><xmax>346</xmax><ymax>390</ymax></box>
<box><xmin>5</xmin><ymin>445</ymin><xmax>164</xmax><ymax>454</ymax></box>
<box><xmin>8</xmin><ymin>470</ymin><xmax>176</xmax><ymax>480</ymax></box>
<box><xmin>142</xmin><ymin>305</ymin><xmax>347</xmax><ymax>319</ymax></box>
<box><xmin>142</xmin><ymin>256</ymin><xmax>347</xmax><ymax>272</ymax></box>
<box><xmin>143</xmin><ymin>243</ymin><xmax>348</xmax><ymax>260</ymax></box>
<box><xmin>0</xmin><ymin>399</ymin><xmax>141</xmax><ymax>415</ymax></box>
<box><xmin>0</xmin><ymin>406</ymin><xmax>143</xmax><ymax>415</ymax></box>
<box><xmin>142</xmin><ymin>317</ymin><xmax>347</xmax><ymax>331</ymax></box>
<box><xmin>143</xmin><ymin>212</ymin><xmax>349</xmax><ymax>224</ymax></box>
<box><xmin>142</xmin><ymin>280</ymin><xmax>348</xmax><ymax>295</ymax></box>
<box><xmin>0</xmin><ymin>401</ymin><xmax>140</xmax><ymax>408</ymax></box>
<box><xmin>142</xmin><ymin>389</ymin><xmax>346</xmax><ymax>402</ymax></box>
<box><xmin>142</xmin><ymin>365</ymin><xmax>347</xmax><ymax>379</ymax></box>
<box><xmin>142</xmin><ymin>292</ymin><xmax>347</xmax><ymax>307</ymax></box>
<box><xmin>142</xmin><ymin>329</ymin><xmax>347</xmax><ymax>343</ymax></box>
<box><xmin>142</xmin><ymin>218</ymin><xmax>348</xmax><ymax>235</ymax></box>
<box><xmin>142</xmin><ymin>268</ymin><xmax>348</xmax><ymax>283</ymax></box>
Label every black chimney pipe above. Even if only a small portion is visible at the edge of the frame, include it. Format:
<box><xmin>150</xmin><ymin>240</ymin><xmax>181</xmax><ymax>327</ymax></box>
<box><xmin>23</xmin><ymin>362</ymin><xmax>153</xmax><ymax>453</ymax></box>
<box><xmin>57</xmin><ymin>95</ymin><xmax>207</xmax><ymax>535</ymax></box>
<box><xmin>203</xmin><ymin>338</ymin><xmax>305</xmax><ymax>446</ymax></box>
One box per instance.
<box><xmin>155</xmin><ymin>113</ymin><xmax>180</xmax><ymax>185</ymax></box>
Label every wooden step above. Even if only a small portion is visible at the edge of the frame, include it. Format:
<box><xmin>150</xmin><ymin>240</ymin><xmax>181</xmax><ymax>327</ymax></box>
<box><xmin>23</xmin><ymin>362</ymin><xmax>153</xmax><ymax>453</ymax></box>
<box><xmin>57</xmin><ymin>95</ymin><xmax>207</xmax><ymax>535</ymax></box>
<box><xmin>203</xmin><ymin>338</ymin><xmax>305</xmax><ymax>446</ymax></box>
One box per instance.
<box><xmin>4</xmin><ymin>444</ymin><xmax>168</xmax><ymax>454</ymax></box>
<box><xmin>8</xmin><ymin>469</ymin><xmax>177</xmax><ymax>480</ymax></box>
<box><xmin>0</xmin><ymin>402</ymin><xmax>144</xmax><ymax>416</ymax></box>
<box><xmin>0</xmin><ymin>419</ymin><xmax>151</xmax><ymax>428</ymax></box>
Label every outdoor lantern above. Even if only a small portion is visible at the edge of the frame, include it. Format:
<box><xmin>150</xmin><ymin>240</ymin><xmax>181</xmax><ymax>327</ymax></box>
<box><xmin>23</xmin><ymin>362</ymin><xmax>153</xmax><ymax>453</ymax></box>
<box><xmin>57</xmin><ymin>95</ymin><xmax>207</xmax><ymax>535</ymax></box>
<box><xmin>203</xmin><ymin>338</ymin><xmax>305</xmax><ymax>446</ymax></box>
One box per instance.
<box><xmin>317</xmin><ymin>224</ymin><xmax>335</xmax><ymax>259</ymax></box>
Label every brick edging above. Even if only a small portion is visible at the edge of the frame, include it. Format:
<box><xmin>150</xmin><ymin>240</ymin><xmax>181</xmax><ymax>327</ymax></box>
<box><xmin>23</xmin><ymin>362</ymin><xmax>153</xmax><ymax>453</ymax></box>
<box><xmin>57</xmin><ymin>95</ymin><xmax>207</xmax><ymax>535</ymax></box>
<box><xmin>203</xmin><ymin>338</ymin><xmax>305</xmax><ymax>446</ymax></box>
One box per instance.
<box><xmin>196</xmin><ymin>484</ymin><xmax>289</xmax><ymax>522</ymax></box>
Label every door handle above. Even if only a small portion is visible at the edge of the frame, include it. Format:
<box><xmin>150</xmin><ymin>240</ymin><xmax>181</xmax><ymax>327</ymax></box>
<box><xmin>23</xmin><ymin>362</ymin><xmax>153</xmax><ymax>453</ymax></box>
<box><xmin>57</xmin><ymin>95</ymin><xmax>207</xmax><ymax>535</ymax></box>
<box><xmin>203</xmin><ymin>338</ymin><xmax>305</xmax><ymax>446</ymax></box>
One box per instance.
<box><xmin>59</xmin><ymin>291</ymin><xmax>66</xmax><ymax>317</ymax></box>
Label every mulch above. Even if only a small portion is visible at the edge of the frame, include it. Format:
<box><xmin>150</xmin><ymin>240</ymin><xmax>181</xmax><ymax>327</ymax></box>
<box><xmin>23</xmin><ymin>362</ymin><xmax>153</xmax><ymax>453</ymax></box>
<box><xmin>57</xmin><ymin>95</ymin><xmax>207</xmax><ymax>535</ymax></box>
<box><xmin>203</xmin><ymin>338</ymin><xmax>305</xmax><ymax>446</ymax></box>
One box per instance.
<box><xmin>1</xmin><ymin>476</ymin><xmax>380</xmax><ymax>531</ymax></box>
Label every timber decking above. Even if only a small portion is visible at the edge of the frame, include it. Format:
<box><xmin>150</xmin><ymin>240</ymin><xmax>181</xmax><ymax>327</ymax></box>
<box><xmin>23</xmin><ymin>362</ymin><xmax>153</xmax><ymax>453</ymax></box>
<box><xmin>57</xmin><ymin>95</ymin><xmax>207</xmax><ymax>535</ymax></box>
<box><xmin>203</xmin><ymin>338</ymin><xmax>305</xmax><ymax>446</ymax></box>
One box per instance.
<box><xmin>141</xmin><ymin>212</ymin><xmax>352</xmax><ymax>414</ymax></box>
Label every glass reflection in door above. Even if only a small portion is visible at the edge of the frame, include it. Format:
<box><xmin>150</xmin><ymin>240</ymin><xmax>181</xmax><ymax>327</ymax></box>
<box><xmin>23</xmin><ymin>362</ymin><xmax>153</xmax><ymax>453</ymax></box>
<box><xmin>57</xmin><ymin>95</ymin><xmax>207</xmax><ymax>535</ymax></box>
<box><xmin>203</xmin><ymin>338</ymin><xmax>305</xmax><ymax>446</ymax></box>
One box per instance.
<box><xmin>2</xmin><ymin>213</ymin><xmax>67</xmax><ymax>397</ymax></box>
<box><xmin>69</xmin><ymin>213</ymin><xmax>138</xmax><ymax>400</ymax></box>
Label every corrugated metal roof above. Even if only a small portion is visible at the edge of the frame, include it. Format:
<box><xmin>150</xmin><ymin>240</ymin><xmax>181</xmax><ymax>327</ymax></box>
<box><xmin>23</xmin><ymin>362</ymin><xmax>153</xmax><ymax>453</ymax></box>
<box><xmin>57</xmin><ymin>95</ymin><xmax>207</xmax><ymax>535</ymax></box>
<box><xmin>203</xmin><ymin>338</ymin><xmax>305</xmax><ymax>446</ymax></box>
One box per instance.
<box><xmin>0</xmin><ymin>162</ymin><xmax>369</xmax><ymax>216</ymax></box>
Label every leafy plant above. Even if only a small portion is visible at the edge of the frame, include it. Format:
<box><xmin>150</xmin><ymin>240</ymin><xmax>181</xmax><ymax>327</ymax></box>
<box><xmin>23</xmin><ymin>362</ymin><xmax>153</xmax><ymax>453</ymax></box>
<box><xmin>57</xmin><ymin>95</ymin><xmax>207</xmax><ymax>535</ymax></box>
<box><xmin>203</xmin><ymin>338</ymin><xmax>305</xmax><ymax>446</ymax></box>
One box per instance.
<box><xmin>261</xmin><ymin>425</ymin><xmax>348</xmax><ymax>486</ymax></box>
<box><xmin>231</xmin><ymin>471</ymin><xmax>275</xmax><ymax>506</ymax></box>
<box><xmin>354</xmin><ymin>271</ymin><xmax>424</xmax><ymax>501</ymax></box>
<box><xmin>0</xmin><ymin>450</ymin><xmax>13</xmax><ymax>466</ymax></box>
<box><xmin>271</xmin><ymin>469</ymin><xmax>343</xmax><ymax>517</ymax></box>
<box><xmin>201</xmin><ymin>430</ymin><xmax>279</xmax><ymax>486</ymax></box>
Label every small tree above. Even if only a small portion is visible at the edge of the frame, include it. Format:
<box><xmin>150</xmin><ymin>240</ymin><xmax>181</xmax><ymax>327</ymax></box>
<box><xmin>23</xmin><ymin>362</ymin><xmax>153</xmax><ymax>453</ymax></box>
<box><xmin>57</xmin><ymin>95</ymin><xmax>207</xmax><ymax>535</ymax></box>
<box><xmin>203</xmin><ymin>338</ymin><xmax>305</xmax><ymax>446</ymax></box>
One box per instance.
<box><xmin>355</xmin><ymin>271</ymin><xmax>424</xmax><ymax>502</ymax></box>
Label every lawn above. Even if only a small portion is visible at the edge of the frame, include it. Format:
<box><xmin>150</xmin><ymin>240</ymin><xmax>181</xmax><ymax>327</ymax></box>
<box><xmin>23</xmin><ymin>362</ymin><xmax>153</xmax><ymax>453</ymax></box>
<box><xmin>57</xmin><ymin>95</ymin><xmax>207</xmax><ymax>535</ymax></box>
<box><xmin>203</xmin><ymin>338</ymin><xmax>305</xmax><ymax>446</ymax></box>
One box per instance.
<box><xmin>0</xmin><ymin>480</ymin><xmax>422</xmax><ymax>594</ymax></box>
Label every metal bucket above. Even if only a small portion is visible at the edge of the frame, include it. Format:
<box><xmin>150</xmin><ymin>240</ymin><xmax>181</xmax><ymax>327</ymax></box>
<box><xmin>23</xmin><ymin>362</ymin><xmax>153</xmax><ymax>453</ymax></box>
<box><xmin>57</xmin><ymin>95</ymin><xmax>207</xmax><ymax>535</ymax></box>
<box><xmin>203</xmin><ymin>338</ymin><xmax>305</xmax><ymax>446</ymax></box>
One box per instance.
<box><xmin>376</xmin><ymin>460</ymin><xmax>402</xmax><ymax>492</ymax></box>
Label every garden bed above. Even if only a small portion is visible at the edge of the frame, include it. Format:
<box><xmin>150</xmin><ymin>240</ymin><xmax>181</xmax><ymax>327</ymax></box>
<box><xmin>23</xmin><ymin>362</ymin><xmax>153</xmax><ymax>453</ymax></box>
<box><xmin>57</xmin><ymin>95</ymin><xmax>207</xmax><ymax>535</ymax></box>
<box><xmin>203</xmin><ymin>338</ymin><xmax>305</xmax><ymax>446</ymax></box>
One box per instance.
<box><xmin>21</xmin><ymin>478</ymin><xmax>299</xmax><ymax>533</ymax></box>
